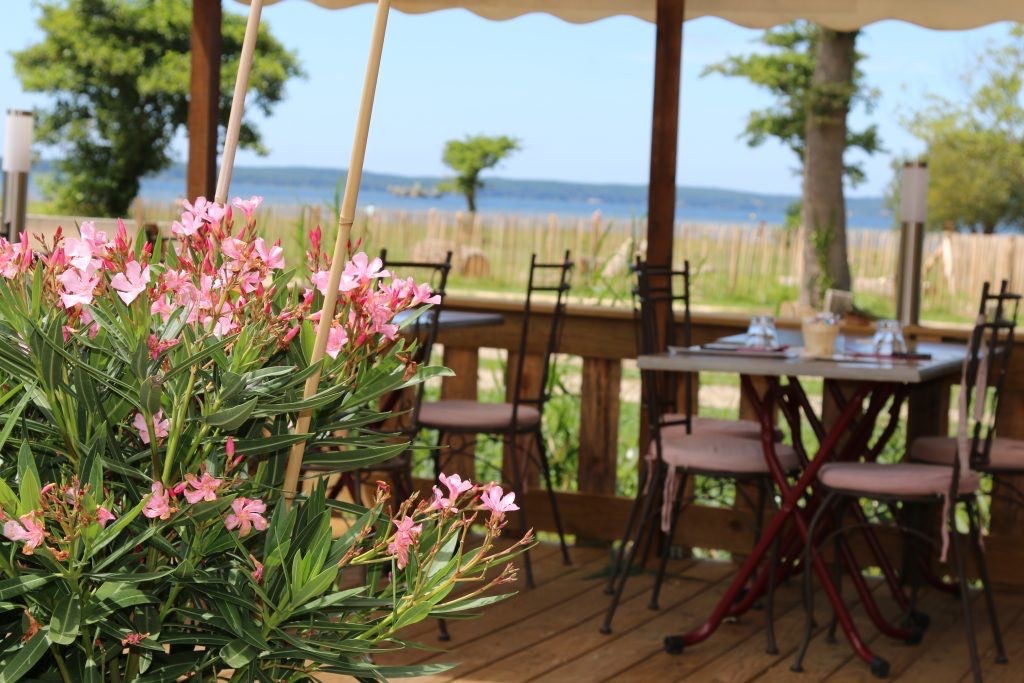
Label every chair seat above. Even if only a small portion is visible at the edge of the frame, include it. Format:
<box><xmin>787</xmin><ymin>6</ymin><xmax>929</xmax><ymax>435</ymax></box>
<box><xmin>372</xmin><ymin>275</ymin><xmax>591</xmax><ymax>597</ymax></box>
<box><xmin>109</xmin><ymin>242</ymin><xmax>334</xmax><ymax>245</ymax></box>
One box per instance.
<box><xmin>662</xmin><ymin>414</ymin><xmax>782</xmax><ymax>441</ymax></box>
<box><xmin>909</xmin><ymin>435</ymin><xmax>1024</xmax><ymax>472</ymax></box>
<box><xmin>652</xmin><ymin>433</ymin><xmax>800</xmax><ymax>475</ymax></box>
<box><xmin>818</xmin><ymin>462</ymin><xmax>980</xmax><ymax>498</ymax></box>
<box><xmin>419</xmin><ymin>400</ymin><xmax>540</xmax><ymax>432</ymax></box>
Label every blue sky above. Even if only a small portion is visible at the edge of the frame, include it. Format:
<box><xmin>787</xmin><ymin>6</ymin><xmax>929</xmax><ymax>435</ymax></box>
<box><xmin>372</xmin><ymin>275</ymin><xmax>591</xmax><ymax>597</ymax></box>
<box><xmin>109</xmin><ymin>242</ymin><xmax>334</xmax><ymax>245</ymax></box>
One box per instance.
<box><xmin>0</xmin><ymin>1</ymin><xmax>1015</xmax><ymax>197</ymax></box>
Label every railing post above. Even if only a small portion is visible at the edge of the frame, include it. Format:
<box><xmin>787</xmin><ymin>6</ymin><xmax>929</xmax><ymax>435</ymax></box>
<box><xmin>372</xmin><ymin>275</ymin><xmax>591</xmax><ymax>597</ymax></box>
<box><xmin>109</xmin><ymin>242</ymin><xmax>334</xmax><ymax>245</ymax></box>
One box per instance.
<box><xmin>578</xmin><ymin>357</ymin><xmax>622</xmax><ymax>496</ymax></box>
<box><xmin>505</xmin><ymin>352</ymin><xmax>544</xmax><ymax>489</ymax></box>
<box><xmin>441</xmin><ymin>346</ymin><xmax>479</xmax><ymax>478</ymax></box>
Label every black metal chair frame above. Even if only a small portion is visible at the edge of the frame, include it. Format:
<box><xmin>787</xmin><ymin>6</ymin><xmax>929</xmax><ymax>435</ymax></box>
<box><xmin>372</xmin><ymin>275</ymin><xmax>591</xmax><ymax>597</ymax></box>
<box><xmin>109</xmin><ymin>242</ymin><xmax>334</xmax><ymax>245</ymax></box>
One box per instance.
<box><xmin>427</xmin><ymin>251</ymin><xmax>574</xmax><ymax>590</ymax></box>
<box><xmin>794</xmin><ymin>281</ymin><xmax>1017</xmax><ymax>681</ymax></box>
<box><xmin>601</xmin><ymin>259</ymin><xmax>785</xmax><ymax>656</ymax></box>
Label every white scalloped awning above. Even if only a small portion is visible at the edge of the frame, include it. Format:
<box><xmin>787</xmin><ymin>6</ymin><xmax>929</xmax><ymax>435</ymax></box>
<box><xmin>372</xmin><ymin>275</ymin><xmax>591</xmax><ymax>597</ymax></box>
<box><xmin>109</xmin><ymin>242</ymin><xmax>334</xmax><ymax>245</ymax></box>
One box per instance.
<box><xmin>244</xmin><ymin>0</ymin><xmax>1024</xmax><ymax>30</ymax></box>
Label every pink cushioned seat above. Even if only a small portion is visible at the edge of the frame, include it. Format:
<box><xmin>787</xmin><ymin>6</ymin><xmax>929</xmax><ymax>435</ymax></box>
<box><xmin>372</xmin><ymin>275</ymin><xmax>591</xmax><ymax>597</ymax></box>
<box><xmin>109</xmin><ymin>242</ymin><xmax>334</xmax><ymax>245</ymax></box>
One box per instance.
<box><xmin>419</xmin><ymin>400</ymin><xmax>540</xmax><ymax>431</ymax></box>
<box><xmin>652</xmin><ymin>433</ymin><xmax>800</xmax><ymax>475</ymax></box>
<box><xmin>909</xmin><ymin>435</ymin><xmax>1024</xmax><ymax>472</ymax></box>
<box><xmin>818</xmin><ymin>462</ymin><xmax>980</xmax><ymax>498</ymax></box>
<box><xmin>662</xmin><ymin>414</ymin><xmax>783</xmax><ymax>441</ymax></box>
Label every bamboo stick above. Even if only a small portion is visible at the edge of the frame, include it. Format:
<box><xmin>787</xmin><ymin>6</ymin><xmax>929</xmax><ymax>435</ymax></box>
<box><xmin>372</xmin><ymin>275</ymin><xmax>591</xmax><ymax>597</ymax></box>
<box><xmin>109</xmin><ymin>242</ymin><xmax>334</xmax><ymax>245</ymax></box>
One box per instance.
<box><xmin>282</xmin><ymin>0</ymin><xmax>392</xmax><ymax>505</ymax></box>
<box><xmin>214</xmin><ymin>0</ymin><xmax>264</xmax><ymax>204</ymax></box>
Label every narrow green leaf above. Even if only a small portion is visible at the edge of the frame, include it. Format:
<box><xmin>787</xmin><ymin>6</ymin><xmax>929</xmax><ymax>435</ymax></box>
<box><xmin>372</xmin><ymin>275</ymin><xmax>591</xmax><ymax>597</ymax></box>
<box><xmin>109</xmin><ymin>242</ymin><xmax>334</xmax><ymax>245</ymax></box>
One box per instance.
<box><xmin>0</xmin><ymin>574</ymin><xmax>51</xmax><ymax>600</ymax></box>
<box><xmin>203</xmin><ymin>397</ymin><xmax>258</xmax><ymax>430</ymax></box>
<box><xmin>0</xmin><ymin>629</ymin><xmax>48</xmax><ymax>683</ymax></box>
<box><xmin>49</xmin><ymin>593</ymin><xmax>81</xmax><ymax>645</ymax></box>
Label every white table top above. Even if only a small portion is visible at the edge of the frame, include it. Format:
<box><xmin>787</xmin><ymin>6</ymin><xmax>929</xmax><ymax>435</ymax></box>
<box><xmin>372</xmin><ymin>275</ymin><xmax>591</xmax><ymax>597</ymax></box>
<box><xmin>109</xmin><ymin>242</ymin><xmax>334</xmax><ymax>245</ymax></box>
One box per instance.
<box><xmin>637</xmin><ymin>334</ymin><xmax>966</xmax><ymax>384</ymax></box>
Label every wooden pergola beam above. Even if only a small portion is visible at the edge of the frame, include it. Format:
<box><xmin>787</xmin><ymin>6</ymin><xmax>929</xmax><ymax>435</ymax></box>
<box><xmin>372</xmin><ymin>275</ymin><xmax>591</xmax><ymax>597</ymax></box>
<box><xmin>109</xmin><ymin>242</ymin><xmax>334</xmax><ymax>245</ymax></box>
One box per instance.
<box><xmin>645</xmin><ymin>0</ymin><xmax>683</xmax><ymax>268</ymax></box>
<box><xmin>187</xmin><ymin>0</ymin><xmax>222</xmax><ymax>202</ymax></box>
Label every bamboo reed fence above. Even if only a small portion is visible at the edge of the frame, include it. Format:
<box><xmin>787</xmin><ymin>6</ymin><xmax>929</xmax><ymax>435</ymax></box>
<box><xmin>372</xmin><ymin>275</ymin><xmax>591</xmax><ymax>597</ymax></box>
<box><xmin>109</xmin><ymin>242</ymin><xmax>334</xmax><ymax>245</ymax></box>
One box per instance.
<box><xmin>28</xmin><ymin>205</ymin><xmax>1022</xmax><ymax>322</ymax></box>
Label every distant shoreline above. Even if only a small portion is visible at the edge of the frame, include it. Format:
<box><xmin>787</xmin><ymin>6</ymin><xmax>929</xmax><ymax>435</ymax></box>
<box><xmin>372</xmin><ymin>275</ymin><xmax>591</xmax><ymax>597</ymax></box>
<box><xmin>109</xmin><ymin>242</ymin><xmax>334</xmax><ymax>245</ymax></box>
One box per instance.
<box><xmin>24</xmin><ymin>160</ymin><xmax>894</xmax><ymax>229</ymax></box>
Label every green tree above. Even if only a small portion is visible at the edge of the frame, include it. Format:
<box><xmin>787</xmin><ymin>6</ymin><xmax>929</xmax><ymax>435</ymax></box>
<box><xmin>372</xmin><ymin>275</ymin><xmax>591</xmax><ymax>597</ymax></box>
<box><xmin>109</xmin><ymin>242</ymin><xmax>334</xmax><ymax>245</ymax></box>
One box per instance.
<box><xmin>14</xmin><ymin>0</ymin><xmax>303</xmax><ymax>216</ymax></box>
<box><xmin>440</xmin><ymin>134</ymin><xmax>520</xmax><ymax>212</ymax></box>
<box><xmin>703</xmin><ymin>22</ymin><xmax>881</xmax><ymax>305</ymax></box>
<box><xmin>900</xmin><ymin>26</ymin><xmax>1024</xmax><ymax>234</ymax></box>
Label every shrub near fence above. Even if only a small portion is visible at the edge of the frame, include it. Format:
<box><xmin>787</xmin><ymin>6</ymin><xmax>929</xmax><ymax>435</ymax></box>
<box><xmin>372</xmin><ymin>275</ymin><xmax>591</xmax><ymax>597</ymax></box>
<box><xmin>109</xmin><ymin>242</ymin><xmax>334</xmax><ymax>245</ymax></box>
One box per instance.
<box><xmin>28</xmin><ymin>205</ymin><xmax>1023</xmax><ymax>322</ymax></box>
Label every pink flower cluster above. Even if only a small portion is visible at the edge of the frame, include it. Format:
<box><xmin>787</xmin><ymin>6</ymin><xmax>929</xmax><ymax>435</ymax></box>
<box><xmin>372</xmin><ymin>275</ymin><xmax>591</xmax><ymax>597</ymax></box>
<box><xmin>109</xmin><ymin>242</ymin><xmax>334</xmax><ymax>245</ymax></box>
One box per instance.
<box><xmin>3</xmin><ymin>195</ymin><xmax>441</xmax><ymax>372</ymax></box>
<box><xmin>1</xmin><ymin>481</ymin><xmax>117</xmax><ymax>556</ymax></box>
<box><xmin>142</xmin><ymin>474</ymin><xmax>268</xmax><ymax>538</ymax></box>
<box><xmin>305</xmin><ymin>229</ymin><xmax>440</xmax><ymax>360</ymax></box>
<box><xmin>427</xmin><ymin>473</ymin><xmax>519</xmax><ymax>520</ymax></box>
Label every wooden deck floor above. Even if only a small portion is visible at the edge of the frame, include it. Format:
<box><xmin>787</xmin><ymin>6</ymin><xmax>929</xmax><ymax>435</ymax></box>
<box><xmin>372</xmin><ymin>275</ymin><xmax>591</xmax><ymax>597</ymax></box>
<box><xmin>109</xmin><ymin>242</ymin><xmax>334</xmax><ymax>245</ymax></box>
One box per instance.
<box><xmin>368</xmin><ymin>543</ymin><xmax>1024</xmax><ymax>682</ymax></box>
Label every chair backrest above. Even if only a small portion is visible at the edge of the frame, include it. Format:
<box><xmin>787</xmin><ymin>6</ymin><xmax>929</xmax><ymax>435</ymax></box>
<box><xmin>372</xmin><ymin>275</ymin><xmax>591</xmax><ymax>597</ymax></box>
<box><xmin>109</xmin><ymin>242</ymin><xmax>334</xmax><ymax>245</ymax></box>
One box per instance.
<box><xmin>632</xmin><ymin>258</ymin><xmax>694</xmax><ymax>437</ymax></box>
<box><xmin>960</xmin><ymin>280</ymin><xmax>1020</xmax><ymax>472</ymax></box>
<box><xmin>509</xmin><ymin>251</ymin><xmax>573</xmax><ymax>424</ymax></box>
<box><xmin>379</xmin><ymin>248</ymin><xmax>453</xmax><ymax>429</ymax></box>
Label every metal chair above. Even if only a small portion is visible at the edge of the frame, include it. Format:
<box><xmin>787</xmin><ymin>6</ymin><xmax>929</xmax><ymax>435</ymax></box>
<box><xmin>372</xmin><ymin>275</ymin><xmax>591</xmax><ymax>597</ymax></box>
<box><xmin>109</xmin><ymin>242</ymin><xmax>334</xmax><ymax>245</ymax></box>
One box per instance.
<box><xmin>794</xmin><ymin>282</ymin><xmax>1015</xmax><ymax>681</ymax></box>
<box><xmin>601</xmin><ymin>259</ymin><xmax>799</xmax><ymax>656</ymax></box>
<box><xmin>419</xmin><ymin>251</ymin><xmax>574</xmax><ymax>589</ymax></box>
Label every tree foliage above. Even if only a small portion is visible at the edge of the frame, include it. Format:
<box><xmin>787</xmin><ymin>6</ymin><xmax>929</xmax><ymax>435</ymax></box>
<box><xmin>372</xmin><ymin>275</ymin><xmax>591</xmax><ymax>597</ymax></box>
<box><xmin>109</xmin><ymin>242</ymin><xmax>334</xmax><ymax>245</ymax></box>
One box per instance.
<box><xmin>703</xmin><ymin>22</ymin><xmax>881</xmax><ymax>305</ymax></box>
<box><xmin>901</xmin><ymin>26</ymin><xmax>1024</xmax><ymax>234</ymax></box>
<box><xmin>14</xmin><ymin>0</ymin><xmax>304</xmax><ymax>216</ymax></box>
<box><xmin>702</xmin><ymin>21</ymin><xmax>881</xmax><ymax>185</ymax></box>
<box><xmin>440</xmin><ymin>134</ymin><xmax>520</xmax><ymax>212</ymax></box>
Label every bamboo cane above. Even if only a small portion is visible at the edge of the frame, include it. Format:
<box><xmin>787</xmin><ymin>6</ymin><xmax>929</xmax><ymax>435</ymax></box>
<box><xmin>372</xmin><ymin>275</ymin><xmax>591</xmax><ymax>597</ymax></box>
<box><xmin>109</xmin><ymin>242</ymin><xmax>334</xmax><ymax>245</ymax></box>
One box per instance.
<box><xmin>281</xmin><ymin>0</ymin><xmax>393</xmax><ymax>505</ymax></box>
<box><xmin>214</xmin><ymin>0</ymin><xmax>264</xmax><ymax>204</ymax></box>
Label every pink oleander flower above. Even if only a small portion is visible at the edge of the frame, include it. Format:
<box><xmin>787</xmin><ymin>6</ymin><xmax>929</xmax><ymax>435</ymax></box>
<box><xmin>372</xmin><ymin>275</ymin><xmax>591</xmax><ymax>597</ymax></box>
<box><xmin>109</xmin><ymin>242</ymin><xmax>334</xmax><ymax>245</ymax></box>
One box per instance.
<box><xmin>225</xmin><ymin>497</ymin><xmax>268</xmax><ymax>537</ymax></box>
<box><xmin>171</xmin><ymin>211</ymin><xmax>201</xmax><ymax>237</ymax></box>
<box><xmin>120</xmin><ymin>632</ymin><xmax>149</xmax><ymax>647</ymax></box>
<box><xmin>182</xmin><ymin>472</ymin><xmax>222</xmax><ymax>504</ymax></box>
<box><xmin>250</xmin><ymin>556</ymin><xmax>264</xmax><ymax>582</ymax></box>
<box><xmin>481</xmin><ymin>485</ymin><xmax>520</xmax><ymax>519</ymax></box>
<box><xmin>254</xmin><ymin>237</ymin><xmax>284</xmax><ymax>270</ymax></box>
<box><xmin>339</xmin><ymin>252</ymin><xmax>389</xmax><ymax>292</ymax></box>
<box><xmin>183</xmin><ymin>197</ymin><xmax>226</xmax><ymax>226</ymax></box>
<box><xmin>3</xmin><ymin>512</ymin><xmax>46</xmax><ymax>555</ymax></box>
<box><xmin>310</xmin><ymin>269</ymin><xmax>331</xmax><ymax>295</ymax></box>
<box><xmin>232</xmin><ymin>195</ymin><xmax>263</xmax><ymax>221</ymax></box>
<box><xmin>143</xmin><ymin>481</ymin><xmax>174</xmax><ymax>520</ymax></box>
<box><xmin>96</xmin><ymin>506</ymin><xmax>116</xmax><ymax>528</ymax></box>
<box><xmin>408</xmin><ymin>281</ymin><xmax>440</xmax><ymax>306</ymax></box>
<box><xmin>387</xmin><ymin>515</ymin><xmax>422</xmax><ymax>569</ymax></box>
<box><xmin>57</xmin><ymin>264</ymin><xmax>101</xmax><ymax>308</ymax></box>
<box><xmin>110</xmin><ymin>260</ymin><xmax>151</xmax><ymax>305</ymax></box>
<box><xmin>220</xmin><ymin>237</ymin><xmax>247</xmax><ymax>261</ymax></box>
<box><xmin>440</xmin><ymin>473</ymin><xmax>473</xmax><ymax>499</ymax></box>
<box><xmin>325</xmin><ymin>323</ymin><xmax>349</xmax><ymax>359</ymax></box>
<box><xmin>133</xmin><ymin>410</ymin><xmax>170</xmax><ymax>445</ymax></box>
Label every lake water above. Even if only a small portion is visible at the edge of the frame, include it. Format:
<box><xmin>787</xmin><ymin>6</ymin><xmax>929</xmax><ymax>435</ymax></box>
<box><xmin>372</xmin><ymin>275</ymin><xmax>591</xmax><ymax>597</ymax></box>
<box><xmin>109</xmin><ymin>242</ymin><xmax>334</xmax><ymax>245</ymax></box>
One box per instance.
<box><xmin>31</xmin><ymin>170</ymin><xmax>894</xmax><ymax>229</ymax></box>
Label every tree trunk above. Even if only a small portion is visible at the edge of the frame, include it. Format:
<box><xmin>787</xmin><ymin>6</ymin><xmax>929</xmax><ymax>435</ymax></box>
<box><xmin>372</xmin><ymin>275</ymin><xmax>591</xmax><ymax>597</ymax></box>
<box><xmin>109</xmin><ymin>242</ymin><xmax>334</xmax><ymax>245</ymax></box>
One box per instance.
<box><xmin>800</xmin><ymin>28</ymin><xmax>856</xmax><ymax>307</ymax></box>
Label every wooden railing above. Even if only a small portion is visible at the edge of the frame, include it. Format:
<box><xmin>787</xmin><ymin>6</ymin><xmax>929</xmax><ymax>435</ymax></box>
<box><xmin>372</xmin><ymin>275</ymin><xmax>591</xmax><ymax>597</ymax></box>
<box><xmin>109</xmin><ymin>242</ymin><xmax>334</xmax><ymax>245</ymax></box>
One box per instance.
<box><xmin>430</xmin><ymin>296</ymin><xmax>1024</xmax><ymax>588</ymax></box>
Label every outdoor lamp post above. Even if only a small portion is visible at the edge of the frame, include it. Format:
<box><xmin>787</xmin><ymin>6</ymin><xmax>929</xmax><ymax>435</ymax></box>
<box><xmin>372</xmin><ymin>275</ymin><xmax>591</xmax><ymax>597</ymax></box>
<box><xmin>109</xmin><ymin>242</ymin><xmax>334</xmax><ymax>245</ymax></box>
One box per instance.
<box><xmin>896</xmin><ymin>160</ymin><xmax>929</xmax><ymax>327</ymax></box>
<box><xmin>2</xmin><ymin>109</ymin><xmax>33</xmax><ymax>241</ymax></box>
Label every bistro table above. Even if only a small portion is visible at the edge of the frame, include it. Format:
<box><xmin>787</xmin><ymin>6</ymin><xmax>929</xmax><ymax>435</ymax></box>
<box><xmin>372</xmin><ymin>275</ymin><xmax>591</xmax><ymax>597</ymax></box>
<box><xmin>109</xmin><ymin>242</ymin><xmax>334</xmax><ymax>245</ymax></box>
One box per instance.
<box><xmin>394</xmin><ymin>308</ymin><xmax>505</xmax><ymax>332</ymax></box>
<box><xmin>638</xmin><ymin>331</ymin><xmax>966</xmax><ymax>676</ymax></box>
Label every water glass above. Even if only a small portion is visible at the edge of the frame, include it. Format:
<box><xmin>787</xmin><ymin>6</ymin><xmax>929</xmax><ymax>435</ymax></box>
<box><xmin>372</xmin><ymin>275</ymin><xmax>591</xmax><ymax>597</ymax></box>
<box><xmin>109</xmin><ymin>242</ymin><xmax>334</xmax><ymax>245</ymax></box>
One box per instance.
<box><xmin>745</xmin><ymin>315</ymin><xmax>779</xmax><ymax>349</ymax></box>
<box><xmin>872</xmin><ymin>319</ymin><xmax>908</xmax><ymax>356</ymax></box>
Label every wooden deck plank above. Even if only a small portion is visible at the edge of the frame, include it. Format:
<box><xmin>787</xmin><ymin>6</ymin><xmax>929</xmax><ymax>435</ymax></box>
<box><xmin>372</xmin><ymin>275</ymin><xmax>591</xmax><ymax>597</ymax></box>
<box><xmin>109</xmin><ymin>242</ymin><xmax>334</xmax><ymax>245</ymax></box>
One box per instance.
<box><xmin>965</xmin><ymin>604</ymin><xmax>1024</xmax><ymax>682</ymax></box>
<box><xmin>322</xmin><ymin>548</ymin><xmax>1024</xmax><ymax>683</ymax></box>
<box><xmin>468</xmin><ymin>562</ymin><xmax>734</xmax><ymax>682</ymax></box>
<box><xmin>527</xmin><ymin>568</ymin><xmax>752</xmax><ymax>682</ymax></box>
<box><xmin>894</xmin><ymin>592</ymin><xmax>1024</xmax><ymax>682</ymax></box>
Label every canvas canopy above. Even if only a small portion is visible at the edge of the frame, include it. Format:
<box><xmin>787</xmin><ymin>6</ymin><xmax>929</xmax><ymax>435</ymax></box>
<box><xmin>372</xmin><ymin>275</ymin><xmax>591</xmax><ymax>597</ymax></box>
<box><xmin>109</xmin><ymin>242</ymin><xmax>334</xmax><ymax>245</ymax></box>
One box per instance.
<box><xmin>247</xmin><ymin>0</ymin><xmax>1024</xmax><ymax>30</ymax></box>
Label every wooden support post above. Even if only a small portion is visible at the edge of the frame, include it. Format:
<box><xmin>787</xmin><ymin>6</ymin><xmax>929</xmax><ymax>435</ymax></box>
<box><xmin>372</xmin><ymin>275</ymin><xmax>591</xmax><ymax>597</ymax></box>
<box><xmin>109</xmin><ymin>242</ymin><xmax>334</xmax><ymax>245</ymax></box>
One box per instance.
<box><xmin>504</xmin><ymin>352</ymin><xmax>544</xmax><ymax>489</ymax></box>
<box><xmin>578</xmin><ymin>357</ymin><xmax>621</xmax><ymax>496</ymax></box>
<box><xmin>441</xmin><ymin>346</ymin><xmax>479</xmax><ymax>478</ymax></box>
<box><xmin>187</xmin><ymin>0</ymin><xmax>221</xmax><ymax>202</ymax></box>
<box><xmin>645</xmin><ymin>0</ymin><xmax>684</xmax><ymax>268</ymax></box>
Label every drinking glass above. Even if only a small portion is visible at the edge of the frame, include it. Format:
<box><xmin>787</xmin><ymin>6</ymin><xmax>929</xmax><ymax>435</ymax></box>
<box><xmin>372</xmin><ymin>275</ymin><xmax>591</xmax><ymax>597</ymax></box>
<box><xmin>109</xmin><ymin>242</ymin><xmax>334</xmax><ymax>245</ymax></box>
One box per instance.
<box><xmin>745</xmin><ymin>315</ymin><xmax>778</xmax><ymax>349</ymax></box>
<box><xmin>872</xmin><ymin>319</ymin><xmax>908</xmax><ymax>356</ymax></box>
